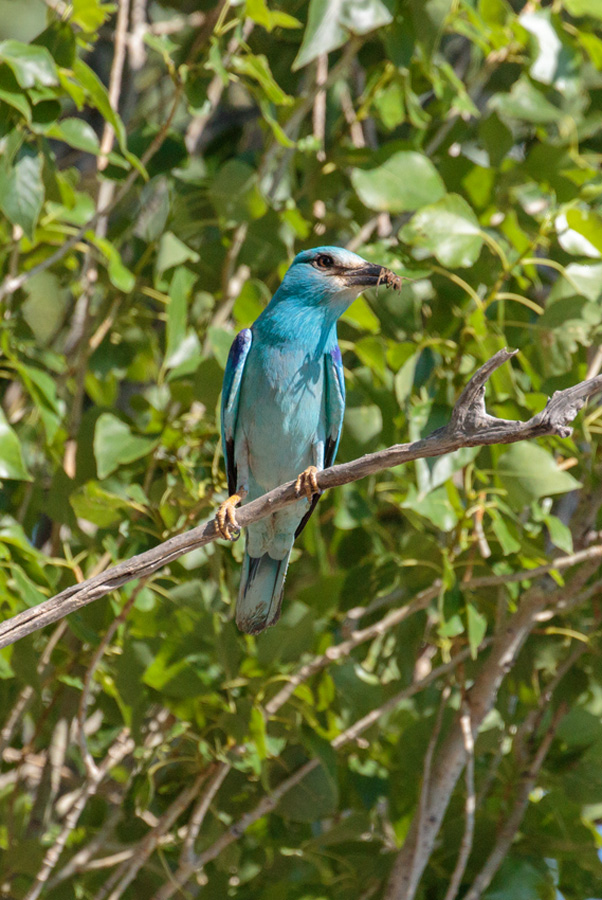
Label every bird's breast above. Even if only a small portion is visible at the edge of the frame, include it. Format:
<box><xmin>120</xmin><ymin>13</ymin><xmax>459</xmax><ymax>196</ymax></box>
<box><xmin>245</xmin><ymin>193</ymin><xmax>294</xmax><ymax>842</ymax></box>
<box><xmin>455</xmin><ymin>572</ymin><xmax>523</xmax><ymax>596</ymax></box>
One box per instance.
<box><xmin>237</xmin><ymin>343</ymin><xmax>327</xmax><ymax>491</ymax></box>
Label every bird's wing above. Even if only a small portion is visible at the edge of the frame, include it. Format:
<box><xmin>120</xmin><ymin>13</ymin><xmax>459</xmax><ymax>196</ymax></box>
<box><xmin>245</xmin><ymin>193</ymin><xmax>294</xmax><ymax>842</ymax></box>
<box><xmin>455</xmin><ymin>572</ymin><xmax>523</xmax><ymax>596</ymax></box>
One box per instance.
<box><xmin>324</xmin><ymin>344</ymin><xmax>346</xmax><ymax>469</ymax></box>
<box><xmin>294</xmin><ymin>345</ymin><xmax>346</xmax><ymax>539</ymax></box>
<box><xmin>221</xmin><ymin>328</ymin><xmax>253</xmax><ymax>494</ymax></box>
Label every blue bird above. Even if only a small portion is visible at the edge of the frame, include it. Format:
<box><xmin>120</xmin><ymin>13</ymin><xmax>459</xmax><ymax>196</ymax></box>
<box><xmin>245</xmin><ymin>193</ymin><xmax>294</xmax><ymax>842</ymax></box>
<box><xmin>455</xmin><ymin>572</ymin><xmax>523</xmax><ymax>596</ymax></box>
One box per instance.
<box><xmin>217</xmin><ymin>246</ymin><xmax>401</xmax><ymax>634</ymax></box>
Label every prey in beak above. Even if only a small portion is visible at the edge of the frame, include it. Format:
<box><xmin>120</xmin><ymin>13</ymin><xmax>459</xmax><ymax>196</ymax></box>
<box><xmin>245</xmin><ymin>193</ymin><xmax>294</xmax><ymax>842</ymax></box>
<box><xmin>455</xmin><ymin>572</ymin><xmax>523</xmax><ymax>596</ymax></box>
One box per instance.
<box><xmin>340</xmin><ymin>261</ymin><xmax>403</xmax><ymax>291</ymax></box>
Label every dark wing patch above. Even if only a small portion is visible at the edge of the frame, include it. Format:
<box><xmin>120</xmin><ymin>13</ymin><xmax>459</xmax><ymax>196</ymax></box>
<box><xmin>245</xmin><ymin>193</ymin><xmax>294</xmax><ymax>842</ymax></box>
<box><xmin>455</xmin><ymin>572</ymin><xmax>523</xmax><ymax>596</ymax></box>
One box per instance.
<box><xmin>323</xmin><ymin>434</ymin><xmax>337</xmax><ymax>470</ymax></box>
<box><xmin>294</xmin><ymin>492</ymin><xmax>321</xmax><ymax>539</ymax></box>
<box><xmin>226</xmin><ymin>438</ymin><xmax>237</xmax><ymax>496</ymax></box>
<box><xmin>221</xmin><ymin>328</ymin><xmax>252</xmax><ymax>495</ymax></box>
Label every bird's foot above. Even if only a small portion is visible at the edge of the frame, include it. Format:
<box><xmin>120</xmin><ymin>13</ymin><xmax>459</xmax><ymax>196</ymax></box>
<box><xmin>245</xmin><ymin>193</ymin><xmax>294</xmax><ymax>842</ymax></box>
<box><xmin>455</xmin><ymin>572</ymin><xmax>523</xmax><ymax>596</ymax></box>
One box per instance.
<box><xmin>216</xmin><ymin>493</ymin><xmax>243</xmax><ymax>541</ymax></box>
<box><xmin>295</xmin><ymin>465</ymin><xmax>320</xmax><ymax>502</ymax></box>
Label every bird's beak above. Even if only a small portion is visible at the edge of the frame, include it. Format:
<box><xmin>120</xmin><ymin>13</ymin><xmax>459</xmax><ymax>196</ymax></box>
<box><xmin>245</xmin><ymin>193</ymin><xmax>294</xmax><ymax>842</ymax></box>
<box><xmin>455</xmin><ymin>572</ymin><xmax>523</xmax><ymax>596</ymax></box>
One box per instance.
<box><xmin>342</xmin><ymin>263</ymin><xmax>403</xmax><ymax>291</ymax></box>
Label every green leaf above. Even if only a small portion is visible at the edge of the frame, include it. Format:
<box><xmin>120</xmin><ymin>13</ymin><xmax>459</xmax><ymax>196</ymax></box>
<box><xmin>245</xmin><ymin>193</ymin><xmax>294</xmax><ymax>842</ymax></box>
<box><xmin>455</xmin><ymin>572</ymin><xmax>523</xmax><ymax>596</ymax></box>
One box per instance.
<box><xmin>563</xmin><ymin>0</ymin><xmax>602</xmax><ymax>17</ymax></box>
<box><xmin>497</xmin><ymin>444</ymin><xmax>582</xmax><ymax>509</ymax></box>
<box><xmin>520</xmin><ymin>11</ymin><xmax>562</xmax><ymax>85</ymax></box>
<box><xmin>0</xmin><ymin>409</ymin><xmax>32</xmax><ymax>481</ymax></box>
<box><xmin>276</xmin><ymin>760</ymin><xmax>339</xmax><ymax>821</ymax></box>
<box><xmin>208</xmin><ymin>160</ymin><xmax>268</xmax><ymax>223</ymax></box>
<box><xmin>0</xmin><ymin>40</ymin><xmax>58</xmax><ymax>88</ymax></box>
<box><xmin>402</xmin><ymin>484</ymin><xmax>459</xmax><ymax>531</ymax></box>
<box><xmin>544</xmin><ymin>514</ymin><xmax>574</xmax><ymax>554</ymax></box>
<box><xmin>354</xmin><ymin>336</ymin><xmax>387</xmax><ymax>378</ymax></box>
<box><xmin>90</xmin><ymin>234</ymin><xmax>136</xmax><ymax>291</ymax></box>
<box><xmin>294</xmin><ymin>0</ymin><xmax>393</xmax><ymax>70</ymax></box>
<box><xmin>245</xmin><ymin>0</ymin><xmax>302</xmax><ymax>31</ymax></box>
<box><xmin>22</xmin><ymin>272</ymin><xmax>68</xmax><ymax>345</ymax></box>
<box><xmin>94</xmin><ymin>414</ymin><xmax>159</xmax><ymax>479</ymax></box>
<box><xmin>166</xmin><ymin>267</ymin><xmax>197</xmax><ymax>363</ymax></box>
<box><xmin>32</xmin><ymin>21</ymin><xmax>76</xmax><ymax>67</ymax></box>
<box><xmin>351</xmin><ymin>151</ymin><xmax>445</xmax><ymax>214</ymax></box>
<box><xmin>565</xmin><ymin>209</ymin><xmax>602</xmax><ymax>255</ymax></box>
<box><xmin>248</xmin><ymin>706</ymin><xmax>267</xmax><ymax>760</ymax></box>
<box><xmin>489</xmin><ymin>509</ymin><xmax>521</xmax><ymax>554</ymax></box>
<box><xmin>490</xmin><ymin>76</ymin><xmax>562</xmax><ymax>123</ymax></box>
<box><xmin>232</xmin><ymin>54</ymin><xmax>293</xmax><ymax>105</ymax></box>
<box><xmin>400</xmin><ymin>194</ymin><xmax>483</xmax><ymax>267</ymax></box>
<box><xmin>45</xmin><ymin>118</ymin><xmax>100</xmax><ymax>154</ymax></box>
<box><xmin>548</xmin><ymin>262</ymin><xmax>602</xmax><ymax>303</ymax></box>
<box><xmin>70</xmin><ymin>482</ymin><xmax>134</xmax><ymax>528</ymax></box>
<box><xmin>342</xmin><ymin>295</ymin><xmax>381</xmax><ymax>333</ymax></box>
<box><xmin>10</xmin><ymin>565</ymin><xmax>46</xmax><ymax>608</ymax></box>
<box><xmin>0</xmin><ymin>147</ymin><xmax>44</xmax><ymax>239</ymax></box>
<box><xmin>72</xmin><ymin>0</ymin><xmax>113</xmax><ymax>31</ymax></box>
<box><xmin>466</xmin><ymin>603</ymin><xmax>487</xmax><ymax>659</ymax></box>
<box><xmin>156</xmin><ymin>232</ymin><xmax>200</xmax><ymax>278</ymax></box>
<box><xmin>72</xmin><ymin>59</ymin><xmax>144</xmax><ymax>174</ymax></box>
<box><xmin>0</xmin><ymin>86</ymin><xmax>31</xmax><ymax>121</ymax></box>
<box><xmin>394</xmin><ymin>350</ymin><xmax>419</xmax><ymax>405</ymax></box>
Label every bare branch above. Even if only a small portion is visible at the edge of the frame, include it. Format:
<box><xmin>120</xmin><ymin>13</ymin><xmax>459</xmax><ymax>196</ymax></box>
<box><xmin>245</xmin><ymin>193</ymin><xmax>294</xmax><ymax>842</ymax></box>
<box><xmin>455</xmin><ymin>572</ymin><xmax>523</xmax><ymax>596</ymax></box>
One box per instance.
<box><xmin>24</xmin><ymin>729</ymin><xmax>135</xmax><ymax>900</ymax></box>
<box><xmin>461</xmin><ymin>703</ymin><xmax>567</xmax><ymax>900</ymax></box>
<box><xmin>0</xmin><ymin>352</ymin><xmax>599</xmax><ymax>650</ymax></box>
<box><xmin>263</xmin><ymin>583</ymin><xmax>439</xmax><ymax>717</ymax></box>
<box><xmin>383</xmin><ymin>557</ymin><xmax>601</xmax><ymax>900</ymax></box>
<box><xmin>0</xmin><ymin>622</ymin><xmax>66</xmax><ymax>757</ymax></box>
<box><xmin>409</xmin><ymin>684</ymin><xmax>452</xmax><ymax>900</ymax></box>
<box><xmin>443</xmin><ymin>705</ymin><xmax>476</xmax><ymax>900</ymax></box>
<box><xmin>77</xmin><ymin>580</ymin><xmax>148</xmax><ymax>779</ymax></box>
<box><xmin>99</xmin><ymin>0</ymin><xmax>131</xmax><ymax>169</ymax></box>
<box><xmin>93</xmin><ymin>770</ymin><xmax>209</xmax><ymax>900</ymax></box>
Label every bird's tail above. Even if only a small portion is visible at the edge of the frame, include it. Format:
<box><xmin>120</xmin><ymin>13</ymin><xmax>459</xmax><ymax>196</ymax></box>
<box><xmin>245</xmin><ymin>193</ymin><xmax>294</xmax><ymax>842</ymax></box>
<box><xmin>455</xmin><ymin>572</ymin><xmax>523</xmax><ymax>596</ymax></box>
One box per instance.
<box><xmin>235</xmin><ymin>548</ymin><xmax>291</xmax><ymax>635</ymax></box>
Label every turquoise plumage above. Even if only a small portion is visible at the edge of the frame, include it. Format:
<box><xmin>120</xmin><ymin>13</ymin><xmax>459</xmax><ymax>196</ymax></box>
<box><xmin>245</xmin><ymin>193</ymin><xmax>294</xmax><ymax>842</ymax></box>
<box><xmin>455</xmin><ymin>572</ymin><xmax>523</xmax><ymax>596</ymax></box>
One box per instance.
<box><xmin>219</xmin><ymin>247</ymin><xmax>401</xmax><ymax>634</ymax></box>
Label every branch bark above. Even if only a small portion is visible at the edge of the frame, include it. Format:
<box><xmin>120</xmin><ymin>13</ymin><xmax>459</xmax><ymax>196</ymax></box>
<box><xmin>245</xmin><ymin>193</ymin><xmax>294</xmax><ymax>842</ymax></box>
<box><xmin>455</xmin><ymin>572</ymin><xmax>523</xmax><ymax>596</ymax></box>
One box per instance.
<box><xmin>0</xmin><ymin>350</ymin><xmax>600</xmax><ymax>650</ymax></box>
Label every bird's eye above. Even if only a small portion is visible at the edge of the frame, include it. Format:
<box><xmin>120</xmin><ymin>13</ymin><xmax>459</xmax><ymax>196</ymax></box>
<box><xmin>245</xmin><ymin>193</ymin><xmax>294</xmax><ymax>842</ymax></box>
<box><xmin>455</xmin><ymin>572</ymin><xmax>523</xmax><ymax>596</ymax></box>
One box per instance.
<box><xmin>314</xmin><ymin>254</ymin><xmax>334</xmax><ymax>269</ymax></box>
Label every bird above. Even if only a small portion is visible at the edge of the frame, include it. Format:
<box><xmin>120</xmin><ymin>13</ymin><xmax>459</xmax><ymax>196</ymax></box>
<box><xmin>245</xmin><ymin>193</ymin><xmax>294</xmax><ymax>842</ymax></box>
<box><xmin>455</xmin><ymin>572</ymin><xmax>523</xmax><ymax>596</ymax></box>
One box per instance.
<box><xmin>217</xmin><ymin>246</ymin><xmax>402</xmax><ymax>635</ymax></box>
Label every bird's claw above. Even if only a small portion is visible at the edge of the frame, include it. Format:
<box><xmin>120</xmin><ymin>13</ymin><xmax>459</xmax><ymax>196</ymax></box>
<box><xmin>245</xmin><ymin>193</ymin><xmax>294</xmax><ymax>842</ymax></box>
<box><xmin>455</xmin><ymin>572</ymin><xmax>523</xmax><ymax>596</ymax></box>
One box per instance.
<box><xmin>295</xmin><ymin>466</ymin><xmax>320</xmax><ymax>502</ymax></box>
<box><xmin>216</xmin><ymin>493</ymin><xmax>243</xmax><ymax>541</ymax></box>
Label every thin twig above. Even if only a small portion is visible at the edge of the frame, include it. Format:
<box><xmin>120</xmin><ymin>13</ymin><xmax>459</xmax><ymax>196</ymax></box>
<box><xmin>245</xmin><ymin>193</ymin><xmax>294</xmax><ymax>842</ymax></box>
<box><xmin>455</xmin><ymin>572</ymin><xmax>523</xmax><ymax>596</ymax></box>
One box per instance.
<box><xmin>77</xmin><ymin>580</ymin><xmax>148</xmax><ymax>778</ymax></box>
<box><xmin>409</xmin><ymin>684</ymin><xmax>452</xmax><ymax>900</ymax></box>
<box><xmin>0</xmin><ymin>621</ymin><xmax>67</xmax><ymax>757</ymax></box>
<box><xmin>24</xmin><ymin>729</ymin><xmax>134</xmax><ymax>900</ymax></box>
<box><xmin>313</xmin><ymin>54</ymin><xmax>328</xmax><ymax>161</ymax></box>
<box><xmin>443</xmin><ymin>705</ymin><xmax>475</xmax><ymax>900</ymax></box>
<box><xmin>264</xmin><ymin>583</ymin><xmax>439</xmax><ymax>717</ymax></box>
<box><xmin>93</xmin><ymin>770</ymin><xmax>209</xmax><ymax>900</ymax></box>
<box><xmin>47</xmin><ymin>807</ymin><xmax>122</xmax><ymax>888</ymax></box>
<box><xmin>99</xmin><ymin>0</ymin><xmax>131</xmax><ymax>168</ymax></box>
<box><xmin>179</xmin><ymin>762</ymin><xmax>230</xmax><ymax>865</ymax></box>
<box><xmin>460</xmin><ymin>703</ymin><xmax>567</xmax><ymax>900</ymax></box>
<box><xmin>0</xmin><ymin>351</ymin><xmax>600</xmax><ymax>650</ymax></box>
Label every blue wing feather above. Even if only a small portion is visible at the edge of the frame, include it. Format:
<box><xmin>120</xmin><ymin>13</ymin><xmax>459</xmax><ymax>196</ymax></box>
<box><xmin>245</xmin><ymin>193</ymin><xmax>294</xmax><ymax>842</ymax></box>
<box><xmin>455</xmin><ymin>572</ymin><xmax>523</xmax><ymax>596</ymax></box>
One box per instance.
<box><xmin>294</xmin><ymin>344</ymin><xmax>346</xmax><ymax>539</ymax></box>
<box><xmin>221</xmin><ymin>329</ymin><xmax>252</xmax><ymax>494</ymax></box>
<box><xmin>324</xmin><ymin>344</ymin><xmax>346</xmax><ymax>468</ymax></box>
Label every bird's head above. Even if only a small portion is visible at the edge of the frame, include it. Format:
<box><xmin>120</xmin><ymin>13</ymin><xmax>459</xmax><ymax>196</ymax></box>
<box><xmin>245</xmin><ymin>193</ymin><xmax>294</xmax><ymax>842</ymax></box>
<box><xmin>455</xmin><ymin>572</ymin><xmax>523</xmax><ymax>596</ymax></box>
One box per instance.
<box><xmin>278</xmin><ymin>246</ymin><xmax>402</xmax><ymax>314</ymax></box>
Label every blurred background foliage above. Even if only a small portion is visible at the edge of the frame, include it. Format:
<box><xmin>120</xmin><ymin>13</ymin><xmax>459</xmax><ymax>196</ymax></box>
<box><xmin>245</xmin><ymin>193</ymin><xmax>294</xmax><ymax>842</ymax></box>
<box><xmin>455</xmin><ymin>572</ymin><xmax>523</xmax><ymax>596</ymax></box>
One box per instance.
<box><xmin>1</xmin><ymin>0</ymin><xmax>602</xmax><ymax>897</ymax></box>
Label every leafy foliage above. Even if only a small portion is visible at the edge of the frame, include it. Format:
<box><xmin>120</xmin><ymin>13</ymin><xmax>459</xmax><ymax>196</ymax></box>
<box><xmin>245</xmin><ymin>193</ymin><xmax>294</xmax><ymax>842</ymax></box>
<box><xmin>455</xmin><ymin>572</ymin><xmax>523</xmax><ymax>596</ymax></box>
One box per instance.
<box><xmin>0</xmin><ymin>0</ymin><xmax>602</xmax><ymax>898</ymax></box>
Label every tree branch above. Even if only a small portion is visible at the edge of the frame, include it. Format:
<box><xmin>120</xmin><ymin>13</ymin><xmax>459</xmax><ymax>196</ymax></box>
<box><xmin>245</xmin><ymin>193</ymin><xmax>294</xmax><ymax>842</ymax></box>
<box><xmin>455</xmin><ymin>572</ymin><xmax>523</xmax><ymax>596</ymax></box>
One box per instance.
<box><xmin>461</xmin><ymin>702</ymin><xmax>567</xmax><ymax>900</ymax></box>
<box><xmin>383</xmin><ymin>557</ymin><xmax>600</xmax><ymax>900</ymax></box>
<box><xmin>0</xmin><ymin>350</ymin><xmax>600</xmax><ymax>650</ymax></box>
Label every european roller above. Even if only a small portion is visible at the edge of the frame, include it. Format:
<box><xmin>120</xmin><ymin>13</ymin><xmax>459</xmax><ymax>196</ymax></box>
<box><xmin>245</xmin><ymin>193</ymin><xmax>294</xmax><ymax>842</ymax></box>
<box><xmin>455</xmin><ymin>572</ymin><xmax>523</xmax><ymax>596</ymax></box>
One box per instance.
<box><xmin>217</xmin><ymin>246</ymin><xmax>401</xmax><ymax>634</ymax></box>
